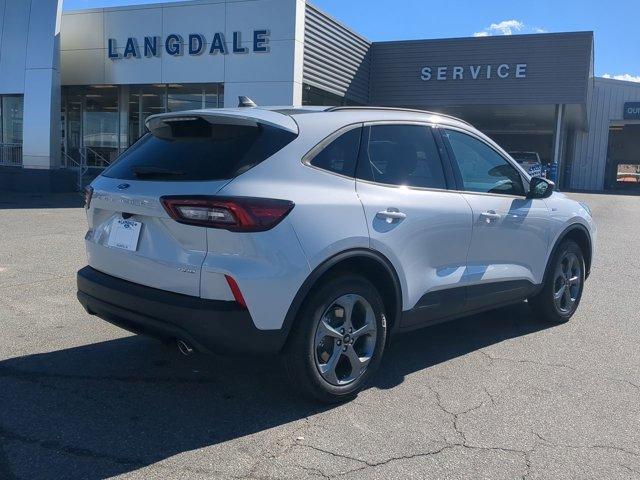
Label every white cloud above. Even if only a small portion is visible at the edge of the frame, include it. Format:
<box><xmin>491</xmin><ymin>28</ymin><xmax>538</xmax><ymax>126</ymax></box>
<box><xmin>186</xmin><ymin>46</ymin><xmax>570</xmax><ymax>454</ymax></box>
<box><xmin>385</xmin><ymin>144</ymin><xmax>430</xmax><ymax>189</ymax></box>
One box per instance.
<box><xmin>488</xmin><ymin>20</ymin><xmax>524</xmax><ymax>35</ymax></box>
<box><xmin>602</xmin><ymin>73</ymin><xmax>640</xmax><ymax>83</ymax></box>
<box><xmin>473</xmin><ymin>19</ymin><xmax>546</xmax><ymax>37</ymax></box>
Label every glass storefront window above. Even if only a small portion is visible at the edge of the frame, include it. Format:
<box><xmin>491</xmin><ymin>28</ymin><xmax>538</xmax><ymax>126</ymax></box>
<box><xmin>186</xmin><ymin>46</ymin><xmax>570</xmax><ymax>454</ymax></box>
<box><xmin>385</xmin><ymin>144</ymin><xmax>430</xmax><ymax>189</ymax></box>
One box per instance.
<box><xmin>62</xmin><ymin>86</ymin><xmax>119</xmax><ymax>166</ymax></box>
<box><xmin>129</xmin><ymin>85</ymin><xmax>166</xmax><ymax>145</ymax></box>
<box><xmin>63</xmin><ymin>83</ymin><xmax>225</xmax><ymax>159</ymax></box>
<box><xmin>1</xmin><ymin>96</ymin><xmax>24</xmax><ymax>144</ymax></box>
<box><xmin>205</xmin><ymin>84</ymin><xmax>223</xmax><ymax>109</ymax></box>
<box><xmin>128</xmin><ymin>83</ymin><xmax>223</xmax><ymax>145</ymax></box>
<box><xmin>83</xmin><ymin>87</ymin><xmax>118</xmax><ymax>161</ymax></box>
<box><xmin>168</xmin><ymin>84</ymin><xmax>204</xmax><ymax>112</ymax></box>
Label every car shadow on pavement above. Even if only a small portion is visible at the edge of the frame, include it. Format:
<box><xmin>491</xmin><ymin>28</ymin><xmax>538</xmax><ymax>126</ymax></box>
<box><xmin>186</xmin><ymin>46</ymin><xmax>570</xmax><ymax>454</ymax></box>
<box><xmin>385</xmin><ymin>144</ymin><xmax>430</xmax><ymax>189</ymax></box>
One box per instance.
<box><xmin>374</xmin><ymin>302</ymin><xmax>551</xmax><ymax>390</ymax></box>
<box><xmin>0</xmin><ymin>302</ymin><xmax>551</xmax><ymax>479</ymax></box>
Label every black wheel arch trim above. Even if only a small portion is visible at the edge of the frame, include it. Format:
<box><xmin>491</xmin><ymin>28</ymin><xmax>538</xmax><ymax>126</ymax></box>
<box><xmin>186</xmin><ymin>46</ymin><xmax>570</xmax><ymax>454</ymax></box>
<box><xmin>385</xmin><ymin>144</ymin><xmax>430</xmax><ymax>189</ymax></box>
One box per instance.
<box><xmin>280</xmin><ymin>248</ymin><xmax>404</xmax><ymax>347</ymax></box>
<box><xmin>545</xmin><ymin>223</ymin><xmax>593</xmax><ymax>281</ymax></box>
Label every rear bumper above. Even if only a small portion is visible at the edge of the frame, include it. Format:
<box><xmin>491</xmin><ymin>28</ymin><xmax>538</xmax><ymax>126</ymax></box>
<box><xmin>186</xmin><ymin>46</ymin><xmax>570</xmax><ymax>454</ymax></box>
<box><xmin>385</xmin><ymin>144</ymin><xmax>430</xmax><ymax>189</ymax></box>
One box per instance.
<box><xmin>76</xmin><ymin>266</ymin><xmax>287</xmax><ymax>355</ymax></box>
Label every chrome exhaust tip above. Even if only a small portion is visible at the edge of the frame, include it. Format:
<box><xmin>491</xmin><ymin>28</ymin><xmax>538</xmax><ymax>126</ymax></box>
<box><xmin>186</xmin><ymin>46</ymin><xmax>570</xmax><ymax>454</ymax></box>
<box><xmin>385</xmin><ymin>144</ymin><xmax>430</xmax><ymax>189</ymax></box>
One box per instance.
<box><xmin>177</xmin><ymin>339</ymin><xmax>195</xmax><ymax>357</ymax></box>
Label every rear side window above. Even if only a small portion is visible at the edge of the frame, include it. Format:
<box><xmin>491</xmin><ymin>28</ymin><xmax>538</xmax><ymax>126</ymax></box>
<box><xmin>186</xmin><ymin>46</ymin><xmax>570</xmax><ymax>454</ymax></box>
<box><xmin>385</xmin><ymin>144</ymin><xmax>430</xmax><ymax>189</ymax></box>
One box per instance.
<box><xmin>103</xmin><ymin>122</ymin><xmax>297</xmax><ymax>181</ymax></box>
<box><xmin>356</xmin><ymin>124</ymin><xmax>447</xmax><ymax>189</ymax></box>
<box><xmin>309</xmin><ymin>127</ymin><xmax>362</xmax><ymax>177</ymax></box>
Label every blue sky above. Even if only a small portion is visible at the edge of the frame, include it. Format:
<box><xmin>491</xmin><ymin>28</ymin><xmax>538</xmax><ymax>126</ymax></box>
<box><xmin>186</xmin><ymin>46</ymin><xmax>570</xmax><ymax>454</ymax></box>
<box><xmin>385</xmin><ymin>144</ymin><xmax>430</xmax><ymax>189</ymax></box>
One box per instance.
<box><xmin>64</xmin><ymin>0</ymin><xmax>640</xmax><ymax>81</ymax></box>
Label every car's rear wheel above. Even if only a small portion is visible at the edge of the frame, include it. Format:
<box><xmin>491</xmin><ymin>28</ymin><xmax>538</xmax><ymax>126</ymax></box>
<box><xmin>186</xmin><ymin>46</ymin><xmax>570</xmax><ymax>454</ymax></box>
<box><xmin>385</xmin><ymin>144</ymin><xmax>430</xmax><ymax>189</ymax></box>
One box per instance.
<box><xmin>284</xmin><ymin>274</ymin><xmax>387</xmax><ymax>403</ymax></box>
<box><xmin>529</xmin><ymin>239</ymin><xmax>585</xmax><ymax>323</ymax></box>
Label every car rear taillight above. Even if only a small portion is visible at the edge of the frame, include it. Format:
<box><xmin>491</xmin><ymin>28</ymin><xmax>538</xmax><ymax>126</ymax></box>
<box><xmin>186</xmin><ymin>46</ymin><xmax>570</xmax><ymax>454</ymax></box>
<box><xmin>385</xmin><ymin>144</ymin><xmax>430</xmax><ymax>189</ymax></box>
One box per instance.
<box><xmin>161</xmin><ymin>196</ymin><xmax>294</xmax><ymax>232</ymax></box>
<box><xmin>84</xmin><ymin>186</ymin><xmax>94</xmax><ymax>210</ymax></box>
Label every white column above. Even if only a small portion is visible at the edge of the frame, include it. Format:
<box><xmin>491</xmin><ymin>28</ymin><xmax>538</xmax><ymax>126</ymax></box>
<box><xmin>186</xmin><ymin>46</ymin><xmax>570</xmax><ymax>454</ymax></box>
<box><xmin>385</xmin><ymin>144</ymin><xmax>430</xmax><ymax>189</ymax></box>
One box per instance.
<box><xmin>21</xmin><ymin>0</ymin><xmax>64</xmax><ymax>169</ymax></box>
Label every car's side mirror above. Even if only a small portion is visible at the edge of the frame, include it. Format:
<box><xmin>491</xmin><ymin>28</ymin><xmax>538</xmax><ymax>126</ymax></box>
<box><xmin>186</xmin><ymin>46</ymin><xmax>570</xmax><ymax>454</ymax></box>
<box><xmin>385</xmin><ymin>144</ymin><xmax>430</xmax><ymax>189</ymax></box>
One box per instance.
<box><xmin>527</xmin><ymin>176</ymin><xmax>555</xmax><ymax>199</ymax></box>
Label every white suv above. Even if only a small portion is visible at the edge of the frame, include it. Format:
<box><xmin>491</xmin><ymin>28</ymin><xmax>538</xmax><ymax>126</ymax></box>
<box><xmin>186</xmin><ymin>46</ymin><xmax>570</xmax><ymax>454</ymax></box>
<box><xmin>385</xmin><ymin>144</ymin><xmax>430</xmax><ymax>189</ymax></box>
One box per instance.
<box><xmin>77</xmin><ymin>105</ymin><xmax>596</xmax><ymax>402</ymax></box>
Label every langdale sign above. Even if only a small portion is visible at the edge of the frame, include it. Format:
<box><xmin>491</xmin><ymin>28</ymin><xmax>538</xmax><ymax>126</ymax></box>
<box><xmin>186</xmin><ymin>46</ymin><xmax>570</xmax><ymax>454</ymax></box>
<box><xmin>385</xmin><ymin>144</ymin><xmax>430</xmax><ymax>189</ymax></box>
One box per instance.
<box><xmin>420</xmin><ymin>63</ymin><xmax>527</xmax><ymax>81</ymax></box>
<box><xmin>107</xmin><ymin>30</ymin><xmax>270</xmax><ymax>59</ymax></box>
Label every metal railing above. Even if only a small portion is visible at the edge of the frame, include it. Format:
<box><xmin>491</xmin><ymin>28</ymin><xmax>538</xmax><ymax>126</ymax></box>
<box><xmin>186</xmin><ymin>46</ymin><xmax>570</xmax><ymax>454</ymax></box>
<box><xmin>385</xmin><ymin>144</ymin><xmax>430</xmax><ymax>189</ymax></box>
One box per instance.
<box><xmin>83</xmin><ymin>147</ymin><xmax>111</xmax><ymax>168</ymax></box>
<box><xmin>0</xmin><ymin>143</ymin><xmax>22</xmax><ymax>167</ymax></box>
<box><xmin>62</xmin><ymin>150</ymin><xmax>87</xmax><ymax>191</ymax></box>
<box><xmin>62</xmin><ymin>147</ymin><xmax>113</xmax><ymax>191</ymax></box>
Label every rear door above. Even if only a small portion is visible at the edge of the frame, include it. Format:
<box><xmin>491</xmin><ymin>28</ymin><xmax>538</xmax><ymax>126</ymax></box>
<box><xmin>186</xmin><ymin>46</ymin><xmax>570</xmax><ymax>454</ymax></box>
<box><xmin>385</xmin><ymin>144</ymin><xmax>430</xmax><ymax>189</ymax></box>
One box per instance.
<box><xmin>85</xmin><ymin>111</ymin><xmax>298</xmax><ymax>297</ymax></box>
<box><xmin>355</xmin><ymin>123</ymin><xmax>473</xmax><ymax>327</ymax></box>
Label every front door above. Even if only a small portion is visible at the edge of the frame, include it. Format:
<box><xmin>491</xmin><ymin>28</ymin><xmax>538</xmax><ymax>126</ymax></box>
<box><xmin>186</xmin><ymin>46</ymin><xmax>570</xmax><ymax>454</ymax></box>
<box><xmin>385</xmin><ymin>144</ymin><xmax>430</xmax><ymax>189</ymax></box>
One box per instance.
<box><xmin>441</xmin><ymin>128</ymin><xmax>551</xmax><ymax>310</ymax></box>
<box><xmin>355</xmin><ymin>123</ymin><xmax>473</xmax><ymax>328</ymax></box>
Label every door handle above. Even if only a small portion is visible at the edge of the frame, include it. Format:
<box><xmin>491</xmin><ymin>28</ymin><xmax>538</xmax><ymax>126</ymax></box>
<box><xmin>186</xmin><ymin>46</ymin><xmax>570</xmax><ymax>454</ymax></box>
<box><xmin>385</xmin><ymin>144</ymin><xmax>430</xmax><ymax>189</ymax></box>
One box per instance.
<box><xmin>376</xmin><ymin>209</ymin><xmax>407</xmax><ymax>223</ymax></box>
<box><xmin>480</xmin><ymin>210</ymin><xmax>502</xmax><ymax>223</ymax></box>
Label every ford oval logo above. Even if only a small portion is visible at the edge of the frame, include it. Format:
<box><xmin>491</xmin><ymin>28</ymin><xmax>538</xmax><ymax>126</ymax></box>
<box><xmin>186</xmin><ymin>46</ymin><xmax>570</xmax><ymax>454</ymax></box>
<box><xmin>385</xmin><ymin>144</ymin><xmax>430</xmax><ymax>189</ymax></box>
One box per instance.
<box><xmin>117</xmin><ymin>183</ymin><xmax>130</xmax><ymax>190</ymax></box>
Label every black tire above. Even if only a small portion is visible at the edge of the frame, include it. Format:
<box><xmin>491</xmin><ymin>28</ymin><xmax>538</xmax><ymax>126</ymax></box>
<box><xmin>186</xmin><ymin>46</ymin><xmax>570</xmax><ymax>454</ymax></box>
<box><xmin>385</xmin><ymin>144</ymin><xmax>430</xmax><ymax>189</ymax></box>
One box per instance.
<box><xmin>529</xmin><ymin>239</ymin><xmax>585</xmax><ymax>323</ymax></box>
<box><xmin>284</xmin><ymin>274</ymin><xmax>387</xmax><ymax>403</ymax></box>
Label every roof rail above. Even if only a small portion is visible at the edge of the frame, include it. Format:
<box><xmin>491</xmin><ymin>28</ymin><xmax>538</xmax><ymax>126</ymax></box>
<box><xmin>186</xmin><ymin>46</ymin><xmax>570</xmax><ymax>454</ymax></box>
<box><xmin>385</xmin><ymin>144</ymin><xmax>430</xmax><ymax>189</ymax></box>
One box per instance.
<box><xmin>325</xmin><ymin>106</ymin><xmax>473</xmax><ymax>127</ymax></box>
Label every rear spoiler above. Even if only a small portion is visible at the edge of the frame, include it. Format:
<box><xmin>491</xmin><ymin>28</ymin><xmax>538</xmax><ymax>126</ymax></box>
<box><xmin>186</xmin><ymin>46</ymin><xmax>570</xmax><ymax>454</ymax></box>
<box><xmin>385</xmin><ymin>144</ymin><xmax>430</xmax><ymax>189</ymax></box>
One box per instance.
<box><xmin>145</xmin><ymin>109</ymin><xmax>299</xmax><ymax>137</ymax></box>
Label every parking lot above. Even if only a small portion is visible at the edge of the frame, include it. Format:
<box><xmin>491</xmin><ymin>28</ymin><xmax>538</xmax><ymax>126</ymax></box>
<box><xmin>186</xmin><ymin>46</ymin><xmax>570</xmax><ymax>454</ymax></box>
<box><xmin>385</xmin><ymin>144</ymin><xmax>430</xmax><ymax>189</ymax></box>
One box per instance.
<box><xmin>0</xmin><ymin>191</ymin><xmax>638</xmax><ymax>479</ymax></box>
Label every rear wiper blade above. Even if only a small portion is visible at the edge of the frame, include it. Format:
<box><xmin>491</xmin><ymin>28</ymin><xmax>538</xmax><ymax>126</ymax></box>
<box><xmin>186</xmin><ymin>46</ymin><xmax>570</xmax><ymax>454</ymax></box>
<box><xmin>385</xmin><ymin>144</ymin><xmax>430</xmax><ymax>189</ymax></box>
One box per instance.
<box><xmin>131</xmin><ymin>166</ymin><xmax>186</xmax><ymax>178</ymax></box>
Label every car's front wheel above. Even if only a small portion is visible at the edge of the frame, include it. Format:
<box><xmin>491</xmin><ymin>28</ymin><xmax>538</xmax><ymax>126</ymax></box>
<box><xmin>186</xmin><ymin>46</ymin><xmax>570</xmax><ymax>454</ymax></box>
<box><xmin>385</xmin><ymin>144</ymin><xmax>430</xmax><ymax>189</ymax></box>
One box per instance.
<box><xmin>529</xmin><ymin>239</ymin><xmax>585</xmax><ymax>323</ymax></box>
<box><xmin>284</xmin><ymin>274</ymin><xmax>387</xmax><ymax>403</ymax></box>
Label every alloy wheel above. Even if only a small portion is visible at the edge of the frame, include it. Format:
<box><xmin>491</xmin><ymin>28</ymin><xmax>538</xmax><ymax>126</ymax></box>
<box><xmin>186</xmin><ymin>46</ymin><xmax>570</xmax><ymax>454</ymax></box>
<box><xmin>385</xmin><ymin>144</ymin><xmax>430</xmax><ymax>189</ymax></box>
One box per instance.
<box><xmin>553</xmin><ymin>252</ymin><xmax>582</xmax><ymax>314</ymax></box>
<box><xmin>313</xmin><ymin>294</ymin><xmax>377</xmax><ymax>386</ymax></box>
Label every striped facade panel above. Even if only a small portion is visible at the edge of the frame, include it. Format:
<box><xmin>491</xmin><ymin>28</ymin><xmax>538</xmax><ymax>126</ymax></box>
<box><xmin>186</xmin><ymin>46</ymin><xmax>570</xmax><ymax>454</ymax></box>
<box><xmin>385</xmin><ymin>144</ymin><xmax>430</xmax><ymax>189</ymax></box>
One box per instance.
<box><xmin>303</xmin><ymin>3</ymin><xmax>371</xmax><ymax>104</ymax></box>
<box><xmin>571</xmin><ymin>78</ymin><xmax>640</xmax><ymax>190</ymax></box>
<box><xmin>370</xmin><ymin>33</ymin><xmax>593</xmax><ymax>107</ymax></box>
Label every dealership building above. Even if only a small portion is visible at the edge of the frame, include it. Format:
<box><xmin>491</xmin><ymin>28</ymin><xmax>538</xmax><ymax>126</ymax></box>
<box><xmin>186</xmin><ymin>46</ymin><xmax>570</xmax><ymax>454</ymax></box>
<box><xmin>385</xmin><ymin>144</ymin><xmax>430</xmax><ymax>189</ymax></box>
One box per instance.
<box><xmin>0</xmin><ymin>0</ymin><xmax>639</xmax><ymax>192</ymax></box>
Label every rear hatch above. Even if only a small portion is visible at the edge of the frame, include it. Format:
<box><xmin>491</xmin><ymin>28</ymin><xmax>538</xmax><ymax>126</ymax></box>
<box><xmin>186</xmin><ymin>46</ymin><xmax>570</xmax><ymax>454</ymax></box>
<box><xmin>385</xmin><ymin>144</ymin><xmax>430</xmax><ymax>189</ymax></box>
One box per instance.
<box><xmin>84</xmin><ymin>109</ymin><xmax>298</xmax><ymax>297</ymax></box>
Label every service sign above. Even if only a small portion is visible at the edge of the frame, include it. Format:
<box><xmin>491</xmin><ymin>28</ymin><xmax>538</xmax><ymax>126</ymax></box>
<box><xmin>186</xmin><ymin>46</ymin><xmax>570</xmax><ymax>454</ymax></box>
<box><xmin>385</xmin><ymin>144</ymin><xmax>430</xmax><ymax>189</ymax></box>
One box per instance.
<box><xmin>623</xmin><ymin>102</ymin><xmax>640</xmax><ymax>120</ymax></box>
<box><xmin>420</xmin><ymin>63</ymin><xmax>527</xmax><ymax>81</ymax></box>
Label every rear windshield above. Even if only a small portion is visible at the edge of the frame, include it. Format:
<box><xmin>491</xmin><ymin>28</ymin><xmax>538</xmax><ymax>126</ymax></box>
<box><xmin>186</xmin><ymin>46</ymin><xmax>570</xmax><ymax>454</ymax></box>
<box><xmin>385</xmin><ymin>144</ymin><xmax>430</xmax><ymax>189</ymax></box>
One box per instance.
<box><xmin>103</xmin><ymin>122</ymin><xmax>297</xmax><ymax>181</ymax></box>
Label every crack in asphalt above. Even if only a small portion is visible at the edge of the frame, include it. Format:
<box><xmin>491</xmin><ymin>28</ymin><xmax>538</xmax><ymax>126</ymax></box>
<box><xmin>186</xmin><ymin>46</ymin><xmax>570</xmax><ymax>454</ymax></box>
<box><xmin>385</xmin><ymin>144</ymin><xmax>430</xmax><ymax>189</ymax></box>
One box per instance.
<box><xmin>2</xmin><ymin>351</ymin><xmax>637</xmax><ymax>479</ymax></box>
<box><xmin>620</xmin><ymin>463</ymin><xmax>640</xmax><ymax>476</ymax></box>
<box><xmin>609</xmin><ymin>377</ymin><xmax>640</xmax><ymax>394</ymax></box>
<box><xmin>243</xmin><ymin>417</ymin><xmax>315</xmax><ymax>480</ymax></box>
<box><xmin>288</xmin><ymin>379</ymin><xmax>640</xmax><ymax>480</ymax></box>
<box><xmin>478</xmin><ymin>350</ymin><xmax>577</xmax><ymax>372</ymax></box>
<box><xmin>535</xmin><ymin>432</ymin><xmax>640</xmax><ymax>458</ymax></box>
<box><xmin>289</xmin><ymin>386</ymin><xmax>535</xmax><ymax>479</ymax></box>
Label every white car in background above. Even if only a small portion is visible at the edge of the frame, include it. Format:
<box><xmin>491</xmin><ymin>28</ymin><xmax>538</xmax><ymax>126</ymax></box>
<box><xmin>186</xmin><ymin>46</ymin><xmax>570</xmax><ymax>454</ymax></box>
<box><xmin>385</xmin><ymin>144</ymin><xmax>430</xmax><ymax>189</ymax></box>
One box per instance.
<box><xmin>77</xmin><ymin>104</ymin><xmax>596</xmax><ymax>402</ymax></box>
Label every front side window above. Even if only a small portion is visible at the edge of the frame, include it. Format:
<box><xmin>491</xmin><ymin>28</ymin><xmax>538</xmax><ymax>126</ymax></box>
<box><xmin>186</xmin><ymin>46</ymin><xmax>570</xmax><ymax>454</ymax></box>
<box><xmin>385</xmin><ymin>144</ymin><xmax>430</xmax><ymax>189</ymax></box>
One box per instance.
<box><xmin>356</xmin><ymin>124</ymin><xmax>447</xmax><ymax>189</ymax></box>
<box><xmin>309</xmin><ymin>127</ymin><xmax>362</xmax><ymax>177</ymax></box>
<box><xmin>444</xmin><ymin>129</ymin><xmax>525</xmax><ymax>196</ymax></box>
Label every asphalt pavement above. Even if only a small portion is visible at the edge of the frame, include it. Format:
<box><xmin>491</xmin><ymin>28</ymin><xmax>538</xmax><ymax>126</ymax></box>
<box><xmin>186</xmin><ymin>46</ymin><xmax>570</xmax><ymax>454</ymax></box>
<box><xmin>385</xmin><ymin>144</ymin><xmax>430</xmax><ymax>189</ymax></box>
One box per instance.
<box><xmin>0</xmin><ymin>191</ymin><xmax>638</xmax><ymax>479</ymax></box>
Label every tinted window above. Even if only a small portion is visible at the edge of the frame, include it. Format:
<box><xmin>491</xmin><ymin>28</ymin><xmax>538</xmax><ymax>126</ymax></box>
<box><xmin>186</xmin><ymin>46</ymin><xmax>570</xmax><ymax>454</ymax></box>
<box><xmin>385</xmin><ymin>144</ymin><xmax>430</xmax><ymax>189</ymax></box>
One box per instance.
<box><xmin>103</xmin><ymin>122</ymin><xmax>297</xmax><ymax>181</ymax></box>
<box><xmin>356</xmin><ymin>125</ymin><xmax>447</xmax><ymax>189</ymax></box>
<box><xmin>309</xmin><ymin>127</ymin><xmax>362</xmax><ymax>177</ymax></box>
<box><xmin>444</xmin><ymin>130</ymin><xmax>525</xmax><ymax>196</ymax></box>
